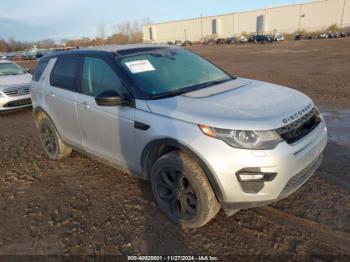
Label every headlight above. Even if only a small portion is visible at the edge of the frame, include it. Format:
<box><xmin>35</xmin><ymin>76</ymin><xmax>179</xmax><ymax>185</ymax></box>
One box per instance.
<box><xmin>199</xmin><ymin>125</ymin><xmax>283</xmax><ymax>149</ymax></box>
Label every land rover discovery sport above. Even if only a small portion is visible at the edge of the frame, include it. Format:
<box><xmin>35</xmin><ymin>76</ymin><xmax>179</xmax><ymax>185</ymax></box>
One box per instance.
<box><xmin>30</xmin><ymin>44</ymin><xmax>327</xmax><ymax>228</ymax></box>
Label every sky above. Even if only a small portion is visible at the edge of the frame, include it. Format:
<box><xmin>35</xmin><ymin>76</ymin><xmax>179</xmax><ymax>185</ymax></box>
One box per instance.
<box><xmin>0</xmin><ymin>0</ymin><xmax>313</xmax><ymax>41</ymax></box>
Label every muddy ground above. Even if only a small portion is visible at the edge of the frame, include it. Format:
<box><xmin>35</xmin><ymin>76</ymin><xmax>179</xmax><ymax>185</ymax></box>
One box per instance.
<box><xmin>1</xmin><ymin>39</ymin><xmax>350</xmax><ymax>260</ymax></box>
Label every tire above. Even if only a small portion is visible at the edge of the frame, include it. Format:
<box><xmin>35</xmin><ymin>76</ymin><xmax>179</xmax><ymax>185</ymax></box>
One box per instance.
<box><xmin>151</xmin><ymin>151</ymin><xmax>220</xmax><ymax>228</ymax></box>
<box><xmin>38</xmin><ymin>116</ymin><xmax>72</xmax><ymax>160</ymax></box>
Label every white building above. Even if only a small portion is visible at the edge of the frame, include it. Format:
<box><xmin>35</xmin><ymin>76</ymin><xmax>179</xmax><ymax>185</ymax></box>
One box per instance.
<box><xmin>143</xmin><ymin>0</ymin><xmax>350</xmax><ymax>42</ymax></box>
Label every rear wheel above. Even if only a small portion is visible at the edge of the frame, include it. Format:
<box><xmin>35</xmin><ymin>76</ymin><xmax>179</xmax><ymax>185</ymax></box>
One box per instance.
<box><xmin>151</xmin><ymin>151</ymin><xmax>220</xmax><ymax>228</ymax></box>
<box><xmin>38</xmin><ymin>117</ymin><xmax>72</xmax><ymax>160</ymax></box>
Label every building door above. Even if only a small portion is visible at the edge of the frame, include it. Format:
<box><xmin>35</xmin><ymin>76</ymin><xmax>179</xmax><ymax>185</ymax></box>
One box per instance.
<box><xmin>149</xmin><ymin>27</ymin><xmax>153</xmax><ymax>41</ymax></box>
<box><xmin>256</xmin><ymin>15</ymin><xmax>265</xmax><ymax>35</ymax></box>
<box><xmin>212</xmin><ymin>19</ymin><xmax>217</xmax><ymax>34</ymax></box>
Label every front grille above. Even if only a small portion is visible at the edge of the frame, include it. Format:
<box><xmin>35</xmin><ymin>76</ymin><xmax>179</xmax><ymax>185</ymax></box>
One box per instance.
<box><xmin>278</xmin><ymin>154</ymin><xmax>323</xmax><ymax>199</ymax></box>
<box><xmin>277</xmin><ymin>107</ymin><xmax>321</xmax><ymax>144</ymax></box>
<box><xmin>3</xmin><ymin>86</ymin><xmax>30</xmax><ymax>97</ymax></box>
<box><xmin>3</xmin><ymin>98</ymin><xmax>32</xmax><ymax>108</ymax></box>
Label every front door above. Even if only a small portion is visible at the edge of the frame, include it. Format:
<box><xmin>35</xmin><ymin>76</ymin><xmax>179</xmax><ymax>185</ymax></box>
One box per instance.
<box><xmin>75</xmin><ymin>56</ymin><xmax>137</xmax><ymax>171</ymax></box>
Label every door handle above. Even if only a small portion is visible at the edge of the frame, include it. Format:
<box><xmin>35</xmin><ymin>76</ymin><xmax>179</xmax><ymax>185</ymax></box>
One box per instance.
<box><xmin>49</xmin><ymin>92</ymin><xmax>55</xmax><ymax>97</ymax></box>
<box><xmin>79</xmin><ymin>101</ymin><xmax>90</xmax><ymax>109</ymax></box>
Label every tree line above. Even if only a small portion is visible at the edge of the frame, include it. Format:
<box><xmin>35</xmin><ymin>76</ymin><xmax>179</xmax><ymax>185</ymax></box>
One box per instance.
<box><xmin>0</xmin><ymin>19</ymin><xmax>150</xmax><ymax>52</ymax></box>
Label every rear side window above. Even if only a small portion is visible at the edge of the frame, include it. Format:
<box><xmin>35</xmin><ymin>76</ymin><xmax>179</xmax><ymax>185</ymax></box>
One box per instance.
<box><xmin>32</xmin><ymin>59</ymin><xmax>49</xmax><ymax>81</ymax></box>
<box><xmin>50</xmin><ymin>56</ymin><xmax>80</xmax><ymax>92</ymax></box>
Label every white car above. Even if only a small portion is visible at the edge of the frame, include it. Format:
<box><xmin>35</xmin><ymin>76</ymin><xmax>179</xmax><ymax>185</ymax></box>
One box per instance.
<box><xmin>239</xmin><ymin>36</ymin><xmax>248</xmax><ymax>43</ymax></box>
<box><xmin>274</xmin><ymin>33</ymin><xmax>285</xmax><ymax>41</ymax></box>
<box><xmin>0</xmin><ymin>60</ymin><xmax>32</xmax><ymax>111</ymax></box>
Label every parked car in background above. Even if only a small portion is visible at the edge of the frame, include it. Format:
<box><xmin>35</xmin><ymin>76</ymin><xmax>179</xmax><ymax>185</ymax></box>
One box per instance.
<box><xmin>0</xmin><ymin>60</ymin><xmax>32</xmax><ymax>111</ymax></box>
<box><xmin>35</xmin><ymin>49</ymin><xmax>54</xmax><ymax>59</ymax></box>
<box><xmin>239</xmin><ymin>36</ymin><xmax>248</xmax><ymax>43</ymax></box>
<box><xmin>174</xmin><ymin>40</ymin><xmax>183</xmax><ymax>47</ymax></box>
<box><xmin>23</xmin><ymin>51</ymin><xmax>37</xmax><ymax>60</ymax></box>
<box><xmin>319</xmin><ymin>33</ymin><xmax>327</xmax><ymax>39</ymax></box>
<box><xmin>2</xmin><ymin>52</ymin><xmax>15</xmax><ymax>60</ymax></box>
<box><xmin>13</xmin><ymin>52</ymin><xmax>25</xmax><ymax>60</ymax></box>
<box><xmin>216</xmin><ymin>38</ymin><xmax>226</xmax><ymax>44</ymax></box>
<box><xmin>31</xmin><ymin>44</ymin><xmax>327</xmax><ymax>228</ymax></box>
<box><xmin>254</xmin><ymin>35</ymin><xmax>273</xmax><ymax>44</ymax></box>
<box><xmin>295</xmin><ymin>34</ymin><xmax>305</xmax><ymax>40</ymax></box>
<box><xmin>274</xmin><ymin>33</ymin><xmax>285</xmax><ymax>41</ymax></box>
<box><xmin>183</xmin><ymin>40</ymin><xmax>192</xmax><ymax>46</ymax></box>
<box><xmin>225</xmin><ymin>37</ymin><xmax>236</xmax><ymax>44</ymax></box>
<box><xmin>248</xmin><ymin>35</ymin><xmax>256</xmax><ymax>42</ymax></box>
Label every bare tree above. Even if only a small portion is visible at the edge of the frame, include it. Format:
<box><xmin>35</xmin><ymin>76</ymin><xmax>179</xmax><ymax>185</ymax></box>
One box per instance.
<box><xmin>96</xmin><ymin>23</ymin><xmax>107</xmax><ymax>40</ymax></box>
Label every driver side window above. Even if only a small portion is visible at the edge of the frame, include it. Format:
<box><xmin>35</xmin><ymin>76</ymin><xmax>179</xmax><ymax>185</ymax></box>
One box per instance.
<box><xmin>82</xmin><ymin>57</ymin><xmax>123</xmax><ymax>97</ymax></box>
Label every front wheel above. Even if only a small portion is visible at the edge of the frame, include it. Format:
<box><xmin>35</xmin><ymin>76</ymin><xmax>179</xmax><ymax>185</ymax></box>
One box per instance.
<box><xmin>151</xmin><ymin>151</ymin><xmax>220</xmax><ymax>228</ymax></box>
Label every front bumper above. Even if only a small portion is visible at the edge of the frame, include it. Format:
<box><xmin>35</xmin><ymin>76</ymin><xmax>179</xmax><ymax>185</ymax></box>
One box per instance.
<box><xmin>0</xmin><ymin>94</ymin><xmax>32</xmax><ymax>111</ymax></box>
<box><xmin>191</xmin><ymin>119</ymin><xmax>327</xmax><ymax>207</ymax></box>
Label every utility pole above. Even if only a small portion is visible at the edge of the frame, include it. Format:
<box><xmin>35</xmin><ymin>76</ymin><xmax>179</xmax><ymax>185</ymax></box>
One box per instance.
<box><xmin>200</xmin><ymin>13</ymin><xmax>203</xmax><ymax>40</ymax></box>
<box><xmin>264</xmin><ymin>7</ymin><xmax>267</xmax><ymax>34</ymax></box>
<box><xmin>341</xmin><ymin>0</ymin><xmax>346</xmax><ymax>28</ymax></box>
<box><xmin>298</xmin><ymin>3</ymin><xmax>302</xmax><ymax>32</ymax></box>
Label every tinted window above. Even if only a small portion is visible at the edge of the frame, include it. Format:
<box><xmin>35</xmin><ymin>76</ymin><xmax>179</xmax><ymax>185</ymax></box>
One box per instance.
<box><xmin>50</xmin><ymin>56</ymin><xmax>80</xmax><ymax>91</ymax></box>
<box><xmin>82</xmin><ymin>57</ymin><xmax>123</xmax><ymax>97</ymax></box>
<box><xmin>32</xmin><ymin>59</ymin><xmax>49</xmax><ymax>81</ymax></box>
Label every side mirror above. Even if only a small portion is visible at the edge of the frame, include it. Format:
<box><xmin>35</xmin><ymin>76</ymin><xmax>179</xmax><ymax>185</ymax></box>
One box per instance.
<box><xmin>95</xmin><ymin>90</ymin><xmax>131</xmax><ymax>107</ymax></box>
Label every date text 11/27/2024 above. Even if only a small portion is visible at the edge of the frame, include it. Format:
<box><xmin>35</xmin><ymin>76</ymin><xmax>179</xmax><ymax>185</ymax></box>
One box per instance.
<box><xmin>127</xmin><ymin>255</ymin><xmax>219</xmax><ymax>261</ymax></box>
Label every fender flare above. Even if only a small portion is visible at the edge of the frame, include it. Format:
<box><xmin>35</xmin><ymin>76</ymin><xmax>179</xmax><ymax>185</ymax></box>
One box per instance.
<box><xmin>141</xmin><ymin>138</ymin><xmax>224</xmax><ymax>201</ymax></box>
<box><xmin>33</xmin><ymin>106</ymin><xmax>57</xmax><ymax>130</ymax></box>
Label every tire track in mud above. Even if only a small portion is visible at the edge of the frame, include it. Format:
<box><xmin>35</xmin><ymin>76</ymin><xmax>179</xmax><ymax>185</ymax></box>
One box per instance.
<box><xmin>1</xmin><ymin>133</ymin><xmax>350</xmax><ymax>255</ymax></box>
<box><xmin>253</xmin><ymin>207</ymin><xmax>350</xmax><ymax>254</ymax></box>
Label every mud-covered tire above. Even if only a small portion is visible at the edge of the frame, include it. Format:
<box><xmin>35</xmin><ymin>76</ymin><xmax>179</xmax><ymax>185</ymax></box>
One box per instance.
<box><xmin>151</xmin><ymin>151</ymin><xmax>220</xmax><ymax>228</ymax></box>
<box><xmin>38</xmin><ymin>116</ymin><xmax>72</xmax><ymax>160</ymax></box>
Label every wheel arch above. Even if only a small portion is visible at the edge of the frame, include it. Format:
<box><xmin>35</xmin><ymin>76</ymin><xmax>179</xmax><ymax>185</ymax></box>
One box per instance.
<box><xmin>141</xmin><ymin>138</ymin><xmax>224</xmax><ymax>201</ymax></box>
<box><xmin>33</xmin><ymin>106</ymin><xmax>56</xmax><ymax>129</ymax></box>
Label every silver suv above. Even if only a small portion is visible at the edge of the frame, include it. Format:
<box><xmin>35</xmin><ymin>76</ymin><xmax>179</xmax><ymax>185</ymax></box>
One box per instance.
<box><xmin>31</xmin><ymin>44</ymin><xmax>327</xmax><ymax>228</ymax></box>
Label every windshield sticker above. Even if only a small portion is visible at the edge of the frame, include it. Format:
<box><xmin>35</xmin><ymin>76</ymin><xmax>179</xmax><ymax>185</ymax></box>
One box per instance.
<box><xmin>125</xmin><ymin>60</ymin><xmax>155</xmax><ymax>74</ymax></box>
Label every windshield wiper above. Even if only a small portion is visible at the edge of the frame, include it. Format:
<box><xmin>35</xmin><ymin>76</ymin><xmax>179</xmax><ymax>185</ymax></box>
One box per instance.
<box><xmin>151</xmin><ymin>78</ymin><xmax>233</xmax><ymax>99</ymax></box>
<box><xmin>151</xmin><ymin>88</ymin><xmax>192</xmax><ymax>99</ymax></box>
<box><xmin>193</xmin><ymin>78</ymin><xmax>232</xmax><ymax>89</ymax></box>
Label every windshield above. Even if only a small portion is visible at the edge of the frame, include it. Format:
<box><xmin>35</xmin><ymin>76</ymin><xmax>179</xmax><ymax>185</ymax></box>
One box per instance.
<box><xmin>0</xmin><ymin>63</ymin><xmax>26</xmax><ymax>76</ymax></box>
<box><xmin>119</xmin><ymin>48</ymin><xmax>232</xmax><ymax>98</ymax></box>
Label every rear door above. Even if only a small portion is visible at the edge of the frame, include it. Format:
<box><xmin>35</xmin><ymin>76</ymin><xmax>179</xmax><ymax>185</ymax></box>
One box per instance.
<box><xmin>46</xmin><ymin>55</ymin><xmax>82</xmax><ymax>147</ymax></box>
<box><xmin>75</xmin><ymin>55</ymin><xmax>137</xmax><ymax>171</ymax></box>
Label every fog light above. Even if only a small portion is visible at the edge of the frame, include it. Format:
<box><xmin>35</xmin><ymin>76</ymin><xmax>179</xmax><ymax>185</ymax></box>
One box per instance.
<box><xmin>236</xmin><ymin>170</ymin><xmax>277</xmax><ymax>182</ymax></box>
<box><xmin>237</xmin><ymin>173</ymin><xmax>264</xmax><ymax>182</ymax></box>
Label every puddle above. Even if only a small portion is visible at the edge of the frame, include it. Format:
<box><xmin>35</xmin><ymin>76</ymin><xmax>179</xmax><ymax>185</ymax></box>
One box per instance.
<box><xmin>318</xmin><ymin>105</ymin><xmax>350</xmax><ymax>146</ymax></box>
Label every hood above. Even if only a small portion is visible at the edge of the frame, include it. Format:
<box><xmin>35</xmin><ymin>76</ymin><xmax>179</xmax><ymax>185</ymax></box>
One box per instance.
<box><xmin>0</xmin><ymin>73</ymin><xmax>32</xmax><ymax>90</ymax></box>
<box><xmin>145</xmin><ymin>77</ymin><xmax>313</xmax><ymax>130</ymax></box>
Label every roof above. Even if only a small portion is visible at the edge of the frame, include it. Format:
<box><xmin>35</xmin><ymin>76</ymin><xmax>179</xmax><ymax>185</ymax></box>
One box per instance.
<box><xmin>41</xmin><ymin>43</ymin><xmax>174</xmax><ymax>60</ymax></box>
<box><xmin>84</xmin><ymin>43</ymin><xmax>171</xmax><ymax>52</ymax></box>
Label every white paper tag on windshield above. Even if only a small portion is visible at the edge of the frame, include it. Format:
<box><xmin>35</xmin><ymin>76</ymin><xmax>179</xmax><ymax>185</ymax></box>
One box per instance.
<box><xmin>125</xmin><ymin>60</ymin><xmax>155</xmax><ymax>74</ymax></box>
